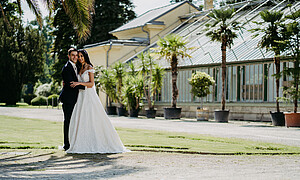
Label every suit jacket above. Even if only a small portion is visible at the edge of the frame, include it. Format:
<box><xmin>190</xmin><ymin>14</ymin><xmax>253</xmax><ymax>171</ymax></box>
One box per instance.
<box><xmin>59</xmin><ymin>61</ymin><xmax>85</xmax><ymax>104</ymax></box>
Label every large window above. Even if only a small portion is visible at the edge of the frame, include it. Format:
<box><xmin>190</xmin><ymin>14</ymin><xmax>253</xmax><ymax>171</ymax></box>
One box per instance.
<box><xmin>159</xmin><ymin>62</ymin><xmax>290</xmax><ymax>103</ymax></box>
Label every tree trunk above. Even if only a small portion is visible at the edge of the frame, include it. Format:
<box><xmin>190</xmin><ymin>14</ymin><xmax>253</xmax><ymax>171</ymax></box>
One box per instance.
<box><xmin>171</xmin><ymin>55</ymin><xmax>178</xmax><ymax>108</ymax></box>
<box><xmin>294</xmin><ymin>59</ymin><xmax>299</xmax><ymax>113</ymax></box>
<box><xmin>221</xmin><ymin>42</ymin><xmax>226</xmax><ymax>111</ymax></box>
<box><xmin>274</xmin><ymin>55</ymin><xmax>280</xmax><ymax>113</ymax></box>
<box><xmin>148</xmin><ymin>63</ymin><xmax>153</xmax><ymax>110</ymax></box>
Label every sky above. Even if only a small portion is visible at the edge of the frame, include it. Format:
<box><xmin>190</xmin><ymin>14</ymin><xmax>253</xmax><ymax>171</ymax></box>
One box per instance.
<box><xmin>22</xmin><ymin>0</ymin><xmax>212</xmax><ymax>22</ymax></box>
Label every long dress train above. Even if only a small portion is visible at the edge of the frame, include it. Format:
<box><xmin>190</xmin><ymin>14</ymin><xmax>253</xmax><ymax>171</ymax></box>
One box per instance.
<box><xmin>66</xmin><ymin>69</ymin><xmax>129</xmax><ymax>153</ymax></box>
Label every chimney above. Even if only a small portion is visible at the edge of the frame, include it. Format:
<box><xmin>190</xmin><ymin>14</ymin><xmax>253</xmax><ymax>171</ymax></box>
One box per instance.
<box><xmin>204</xmin><ymin>0</ymin><xmax>213</xmax><ymax>10</ymax></box>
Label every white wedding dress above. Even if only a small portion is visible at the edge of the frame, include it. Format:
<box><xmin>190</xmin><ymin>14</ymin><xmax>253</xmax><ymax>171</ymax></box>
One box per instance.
<box><xmin>66</xmin><ymin>69</ymin><xmax>129</xmax><ymax>154</ymax></box>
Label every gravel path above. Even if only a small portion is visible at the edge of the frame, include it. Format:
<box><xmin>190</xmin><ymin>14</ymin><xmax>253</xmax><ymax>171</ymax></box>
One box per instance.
<box><xmin>1</xmin><ymin>107</ymin><xmax>300</xmax><ymax>179</ymax></box>
<box><xmin>1</xmin><ymin>150</ymin><xmax>300</xmax><ymax>180</ymax></box>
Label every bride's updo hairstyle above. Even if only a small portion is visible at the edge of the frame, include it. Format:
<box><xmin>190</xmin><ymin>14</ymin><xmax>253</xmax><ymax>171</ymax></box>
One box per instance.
<box><xmin>78</xmin><ymin>49</ymin><xmax>93</xmax><ymax>67</ymax></box>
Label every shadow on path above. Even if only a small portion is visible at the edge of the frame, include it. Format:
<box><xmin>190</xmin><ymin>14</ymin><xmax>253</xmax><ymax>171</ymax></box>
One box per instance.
<box><xmin>0</xmin><ymin>151</ymin><xmax>145</xmax><ymax>179</ymax></box>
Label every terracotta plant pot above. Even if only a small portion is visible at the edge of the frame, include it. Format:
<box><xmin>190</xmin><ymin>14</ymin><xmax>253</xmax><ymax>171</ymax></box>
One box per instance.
<box><xmin>285</xmin><ymin>112</ymin><xmax>300</xmax><ymax>127</ymax></box>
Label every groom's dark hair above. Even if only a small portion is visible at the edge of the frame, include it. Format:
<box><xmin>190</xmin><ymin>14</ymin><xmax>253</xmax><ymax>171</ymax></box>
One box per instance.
<box><xmin>68</xmin><ymin>48</ymin><xmax>77</xmax><ymax>55</ymax></box>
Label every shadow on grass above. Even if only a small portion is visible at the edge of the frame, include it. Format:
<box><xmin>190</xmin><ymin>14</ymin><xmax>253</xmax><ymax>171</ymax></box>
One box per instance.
<box><xmin>0</xmin><ymin>151</ymin><xmax>145</xmax><ymax>179</ymax></box>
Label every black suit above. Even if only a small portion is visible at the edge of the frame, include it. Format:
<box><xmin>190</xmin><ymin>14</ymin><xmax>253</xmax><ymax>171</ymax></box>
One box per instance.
<box><xmin>59</xmin><ymin>61</ymin><xmax>85</xmax><ymax>150</ymax></box>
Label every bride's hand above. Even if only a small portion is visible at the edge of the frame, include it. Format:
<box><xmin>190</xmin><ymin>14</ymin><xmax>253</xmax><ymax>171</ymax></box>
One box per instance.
<box><xmin>70</xmin><ymin>81</ymin><xmax>80</xmax><ymax>88</ymax></box>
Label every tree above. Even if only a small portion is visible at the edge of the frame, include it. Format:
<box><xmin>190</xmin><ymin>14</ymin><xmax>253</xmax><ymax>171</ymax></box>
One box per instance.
<box><xmin>0</xmin><ymin>1</ymin><xmax>45</xmax><ymax>105</ymax></box>
<box><xmin>0</xmin><ymin>0</ymin><xmax>95</xmax><ymax>41</ymax></box>
<box><xmin>112</xmin><ymin>62</ymin><xmax>126</xmax><ymax>108</ymax></box>
<box><xmin>189</xmin><ymin>72</ymin><xmax>215</xmax><ymax>108</ymax></box>
<box><xmin>280</xmin><ymin>5</ymin><xmax>300</xmax><ymax>113</ymax></box>
<box><xmin>30</xmin><ymin>16</ymin><xmax>55</xmax><ymax>83</ymax></box>
<box><xmin>155</xmin><ymin>34</ymin><xmax>193</xmax><ymax>108</ymax></box>
<box><xmin>137</xmin><ymin>51</ymin><xmax>165</xmax><ymax>111</ymax></box>
<box><xmin>205</xmin><ymin>8</ymin><xmax>241</xmax><ymax>111</ymax></box>
<box><xmin>251</xmin><ymin>10</ymin><xmax>285</xmax><ymax>113</ymax></box>
<box><xmin>51</xmin><ymin>3</ymin><xmax>78</xmax><ymax>83</ymax></box>
<box><xmin>83</xmin><ymin>0</ymin><xmax>136</xmax><ymax>45</ymax></box>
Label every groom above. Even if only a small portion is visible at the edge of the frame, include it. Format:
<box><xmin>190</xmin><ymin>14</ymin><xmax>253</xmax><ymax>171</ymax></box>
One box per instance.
<box><xmin>59</xmin><ymin>48</ymin><xmax>85</xmax><ymax>151</ymax></box>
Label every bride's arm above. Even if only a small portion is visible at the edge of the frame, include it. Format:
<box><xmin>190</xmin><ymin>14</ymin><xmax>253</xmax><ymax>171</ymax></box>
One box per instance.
<box><xmin>70</xmin><ymin>67</ymin><xmax>94</xmax><ymax>88</ymax></box>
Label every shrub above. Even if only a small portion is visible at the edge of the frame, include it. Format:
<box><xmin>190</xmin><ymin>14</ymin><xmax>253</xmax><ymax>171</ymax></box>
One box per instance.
<box><xmin>22</xmin><ymin>94</ymin><xmax>37</xmax><ymax>105</ymax></box>
<box><xmin>34</xmin><ymin>81</ymin><xmax>62</xmax><ymax>97</ymax></box>
<box><xmin>47</xmin><ymin>94</ymin><xmax>59</xmax><ymax>107</ymax></box>
<box><xmin>31</xmin><ymin>96</ymin><xmax>47</xmax><ymax>106</ymax></box>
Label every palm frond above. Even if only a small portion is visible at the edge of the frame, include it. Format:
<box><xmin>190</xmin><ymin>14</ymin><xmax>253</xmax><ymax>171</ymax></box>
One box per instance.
<box><xmin>25</xmin><ymin>0</ymin><xmax>43</xmax><ymax>27</ymax></box>
<box><xmin>62</xmin><ymin>0</ymin><xmax>94</xmax><ymax>41</ymax></box>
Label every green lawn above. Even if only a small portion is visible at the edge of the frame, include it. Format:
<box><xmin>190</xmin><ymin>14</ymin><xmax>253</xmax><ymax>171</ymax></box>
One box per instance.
<box><xmin>1</xmin><ymin>115</ymin><xmax>300</xmax><ymax>155</ymax></box>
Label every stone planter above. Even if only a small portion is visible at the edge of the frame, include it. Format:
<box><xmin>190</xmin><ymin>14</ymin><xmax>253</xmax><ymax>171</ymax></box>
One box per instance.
<box><xmin>285</xmin><ymin>112</ymin><xmax>300</xmax><ymax>127</ymax></box>
<box><xmin>106</xmin><ymin>106</ymin><xmax>117</xmax><ymax>115</ymax></box>
<box><xmin>164</xmin><ymin>107</ymin><xmax>181</xmax><ymax>119</ymax></box>
<box><xmin>214</xmin><ymin>110</ymin><xmax>230</xmax><ymax>123</ymax></box>
<box><xmin>270</xmin><ymin>111</ymin><xmax>285</xmax><ymax>126</ymax></box>
<box><xmin>196</xmin><ymin>107</ymin><xmax>209</xmax><ymax>121</ymax></box>
<box><xmin>146</xmin><ymin>109</ymin><xmax>156</xmax><ymax>118</ymax></box>
<box><xmin>117</xmin><ymin>107</ymin><xmax>127</xmax><ymax>116</ymax></box>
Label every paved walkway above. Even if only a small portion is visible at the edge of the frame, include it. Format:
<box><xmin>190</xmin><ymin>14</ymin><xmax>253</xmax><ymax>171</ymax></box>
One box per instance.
<box><xmin>1</xmin><ymin>107</ymin><xmax>300</xmax><ymax>147</ymax></box>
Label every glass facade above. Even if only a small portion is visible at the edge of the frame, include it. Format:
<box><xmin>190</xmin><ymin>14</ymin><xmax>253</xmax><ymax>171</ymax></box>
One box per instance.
<box><xmin>160</xmin><ymin>61</ymin><xmax>295</xmax><ymax>103</ymax></box>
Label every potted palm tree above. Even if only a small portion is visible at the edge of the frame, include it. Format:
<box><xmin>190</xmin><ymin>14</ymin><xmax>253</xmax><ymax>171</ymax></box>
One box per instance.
<box><xmin>112</xmin><ymin>62</ymin><xmax>127</xmax><ymax>116</ymax></box>
<box><xmin>251</xmin><ymin>10</ymin><xmax>285</xmax><ymax>126</ymax></box>
<box><xmin>279</xmin><ymin>5</ymin><xmax>300</xmax><ymax>127</ymax></box>
<box><xmin>122</xmin><ymin>62</ymin><xmax>144</xmax><ymax>117</ymax></box>
<box><xmin>188</xmin><ymin>72</ymin><xmax>215</xmax><ymax>121</ymax></box>
<box><xmin>205</xmin><ymin>8</ymin><xmax>241</xmax><ymax>122</ymax></box>
<box><xmin>137</xmin><ymin>51</ymin><xmax>165</xmax><ymax>118</ymax></box>
<box><xmin>155</xmin><ymin>34</ymin><xmax>194</xmax><ymax>119</ymax></box>
<box><xmin>95</xmin><ymin>66</ymin><xmax>118</xmax><ymax>115</ymax></box>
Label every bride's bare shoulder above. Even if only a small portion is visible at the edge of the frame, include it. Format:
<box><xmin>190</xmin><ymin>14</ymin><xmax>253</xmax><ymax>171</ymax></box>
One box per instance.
<box><xmin>88</xmin><ymin>65</ymin><xmax>94</xmax><ymax>70</ymax></box>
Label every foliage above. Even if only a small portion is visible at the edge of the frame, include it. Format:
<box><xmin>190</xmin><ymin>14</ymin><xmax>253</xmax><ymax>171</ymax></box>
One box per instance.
<box><xmin>278</xmin><ymin>4</ymin><xmax>300</xmax><ymax>113</ymax></box>
<box><xmin>94</xmin><ymin>66</ymin><xmax>117</xmax><ymax>106</ymax></box>
<box><xmin>205</xmin><ymin>8</ymin><xmax>240</xmax><ymax>49</ymax></box>
<box><xmin>151</xmin><ymin>65</ymin><xmax>165</xmax><ymax>100</ymax></box>
<box><xmin>0</xmin><ymin>0</ymin><xmax>94</xmax><ymax>41</ymax></box>
<box><xmin>189</xmin><ymin>72</ymin><xmax>215</xmax><ymax>98</ymax></box>
<box><xmin>155</xmin><ymin>34</ymin><xmax>193</xmax><ymax>108</ymax></box>
<box><xmin>51</xmin><ymin>3</ymin><xmax>79</xmax><ymax>83</ymax></box>
<box><xmin>250</xmin><ymin>9</ymin><xmax>285</xmax><ymax>113</ymax></box>
<box><xmin>137</xmin><ymin>51</ymin><xmax>165</xmax><ymax>110</ymax></box>
<box><xmin>112</xmin><ymin>62</ymin><xmax>126</xmax><ymax>107</ymax></box>
<box><xmin>47</xmin><ymin>94</ymin><xmax>59</xmax><ymax>107</ymax></box>
<box><xmin>83</xmin><ymin>0</ymin><xmax>136</xmax><ymax>45</ymax></box>
<box><xmin>30</xmin><ymin>17</ymin><xmax>55</xmax><ymax>83</ymax></box>
<box><xmin>31</xmin><ymin>96</ymin><xmax>47</xmax><ymax>106</ymax></box>
<box><xmin>0</xmin><ymin>1</ymin><xmax>45</xmax><ymax>105</ymax></box>
<box><xmin>205</xmin><ymin>8</ymin><xmax>241</xmax><ymax>111</ymax></box>
<box><xmin>22</xmin><ymin>94</ymin><xmax>37</xmax><ymax>105</ymax></box>
<box><xmin>122</xmin><ymin>73</ymin><xmax>144</xmax><ymax>111</ymax></box>
<box><xmin>34</xmin><ymin>81</ymin><xmax>61</xmax><ymax>97</ymax></box>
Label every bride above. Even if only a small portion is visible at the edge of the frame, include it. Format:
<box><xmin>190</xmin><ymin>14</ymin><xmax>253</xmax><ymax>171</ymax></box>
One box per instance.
<box><xmin>67</xmin><ymin>49</ymin><xmax>129</xmax><ymax>154</ymax></box>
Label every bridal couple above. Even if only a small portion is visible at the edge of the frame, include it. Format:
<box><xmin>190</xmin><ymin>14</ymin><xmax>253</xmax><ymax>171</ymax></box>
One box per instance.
<box><xmin>59</xmin><ymin>48</ymin><xmax>129</xmax><ymax>154</ymax></box>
